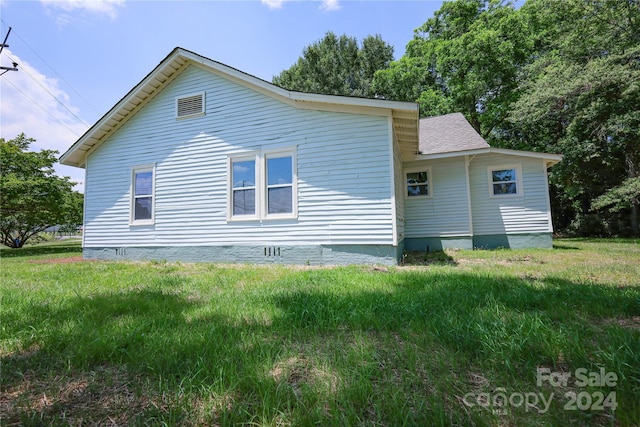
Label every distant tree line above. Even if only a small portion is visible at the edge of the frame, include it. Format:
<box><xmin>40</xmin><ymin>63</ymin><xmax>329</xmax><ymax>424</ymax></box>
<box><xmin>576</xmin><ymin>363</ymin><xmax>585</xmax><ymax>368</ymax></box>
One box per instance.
<box><xmin>273</xmin><ymin>0</ymin><xmax>640</xmax><ymax>237</ymax></box>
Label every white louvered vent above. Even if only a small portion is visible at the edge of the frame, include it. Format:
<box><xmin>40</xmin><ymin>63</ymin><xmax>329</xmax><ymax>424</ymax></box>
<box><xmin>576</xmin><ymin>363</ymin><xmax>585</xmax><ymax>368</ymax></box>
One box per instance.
<box><xmin>176</xmin><ymin>92</ymin><xmax>205</xmax><ymax>118</ymax></box>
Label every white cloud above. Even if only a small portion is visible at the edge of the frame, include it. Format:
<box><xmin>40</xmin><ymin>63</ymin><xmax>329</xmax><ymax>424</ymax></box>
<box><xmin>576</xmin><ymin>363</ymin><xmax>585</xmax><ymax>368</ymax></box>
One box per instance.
<box><xmin>260</xmin><ymin>0</ymin><xmax>340</xmax><ymax>11</ymax></box>
<box><xmin>320</xmin><ymin>0</ymin><xmax>340</xmax><ymax>11</ymax></box>
<box><xmin>261</xmin><ymin>0</ymin><xmax>286</xmax><ymax>9</ymax></box>
<box><xmin>40</xmin><ymin>0</ymin><xmax>125</xmax><ymax>21</ymax></box>
<box><xmin>0</xmin><ymin>49</ymin><xmax>88</xmax><ymax>191</ymax></box>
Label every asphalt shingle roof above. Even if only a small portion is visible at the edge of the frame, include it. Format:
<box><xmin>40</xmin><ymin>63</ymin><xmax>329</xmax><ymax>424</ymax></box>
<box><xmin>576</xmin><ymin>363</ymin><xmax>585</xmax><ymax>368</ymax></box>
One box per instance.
<box><xmin>418</xmin><ymin>112</ymin><xmax>489</xmax><ymax>155</ymax></box>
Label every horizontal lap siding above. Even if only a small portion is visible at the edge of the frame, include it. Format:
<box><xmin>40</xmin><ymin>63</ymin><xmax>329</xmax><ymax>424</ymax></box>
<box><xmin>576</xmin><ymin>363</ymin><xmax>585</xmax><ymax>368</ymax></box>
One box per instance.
<box><xmin>84</xmin><ymin>65</ymin><xmax>394</xmax><ymax>247</ymax></box>
<box><xmin>469</xmin><ymin>154</ymin><xmax>551</xmax><ymax>235</ymax></box>
<box><xmin>403</xmin><ymin>157</ymin><xmax>470</xmax><ymax>237</ymax></box>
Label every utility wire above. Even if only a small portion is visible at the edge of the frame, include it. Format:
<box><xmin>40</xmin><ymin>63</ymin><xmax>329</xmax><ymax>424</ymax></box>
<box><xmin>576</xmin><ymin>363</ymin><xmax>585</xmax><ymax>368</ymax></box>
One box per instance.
<box><xmin>0</xmin><ymin>19</ymin><xmax>101</xmax><ymax>115</ymax></box>
<box><xmin>3</xmin><ymin>76</ymin><xmax>83</xmax><ymax>138</ymax></box>
<box><xmin>3</xmin><ymin>51</ymin><xmax>91</xmax><ymax>128</ymax></box>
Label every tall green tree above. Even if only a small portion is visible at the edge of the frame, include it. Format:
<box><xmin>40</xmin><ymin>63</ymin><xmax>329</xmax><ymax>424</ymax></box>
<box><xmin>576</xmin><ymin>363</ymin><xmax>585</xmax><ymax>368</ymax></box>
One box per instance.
<box><xmin>0</xmin><ymin>134</ymin><xmax>83</xmax><ymax>248</ymax></box>
<box><xmin>372</xmin><ymin>0</ymin><xmax>532</xmax><ymax>138</ymax></box>
<box><xmin>373</xmin><ymin>0</ymin><xmax>639</xmax><ymax>236</ymax></box>
<box><xmin>509</xmin><ymin>0</ymin><xmax>640</xmax><ymax>235</ymax></box>
<box><xmin>273</xmin><ymin>32</ymin><xmax>394</xmax><ymax>97</ymax></box>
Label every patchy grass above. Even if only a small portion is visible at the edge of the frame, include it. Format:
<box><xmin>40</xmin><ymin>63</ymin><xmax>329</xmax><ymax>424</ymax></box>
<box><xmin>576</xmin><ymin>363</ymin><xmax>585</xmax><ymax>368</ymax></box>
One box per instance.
<box><xmin>1</xmin><ymin>239</ymin><xmax>639</xmax><ymax>425</ymax></box>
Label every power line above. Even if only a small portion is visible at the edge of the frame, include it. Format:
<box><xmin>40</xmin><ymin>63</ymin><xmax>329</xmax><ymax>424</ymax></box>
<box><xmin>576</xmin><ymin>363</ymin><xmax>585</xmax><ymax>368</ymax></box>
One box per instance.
<box><xmin>0</xmin><ymin>20</ymin><xmax>94</xmax><ymax>131</ymax></box>
<box><xmin>3</xmin><ymin>50</ymin><xmax>91</xmax><ymax>128</ymax></box>
<box><xmin>3</xmin><ymin>76</ymin><xmax>83</xmax><ymax>138</ymax></box>
<box><xmin>0</xmin><ymin>19</ymin><xmax>101</xmax><ymax>115</ymax></box>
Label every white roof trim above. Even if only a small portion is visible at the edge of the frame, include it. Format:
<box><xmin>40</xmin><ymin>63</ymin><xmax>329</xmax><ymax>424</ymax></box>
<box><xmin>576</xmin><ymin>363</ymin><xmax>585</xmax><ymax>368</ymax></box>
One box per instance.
<box><xmin>183</xmin><ymin>49</ymin><xmax>416</xmax><ymax>110</ymax></box>
<box><xmin>414</xmin><ymin>147</ymin><xmax>562</xmax><ymax>163</ymax></box>
<box><xmin>60</xmin><ymin>47</ymin><xmax>418</xmax><ymax>168</ymax></box>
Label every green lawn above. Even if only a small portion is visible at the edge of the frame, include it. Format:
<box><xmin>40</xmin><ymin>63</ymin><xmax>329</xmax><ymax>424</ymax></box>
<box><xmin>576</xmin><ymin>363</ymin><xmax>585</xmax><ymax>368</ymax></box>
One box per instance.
<box><xmin>1</xmin><ymin>239</ymin><xmax>639</xmax><ymax>426</ymax></box>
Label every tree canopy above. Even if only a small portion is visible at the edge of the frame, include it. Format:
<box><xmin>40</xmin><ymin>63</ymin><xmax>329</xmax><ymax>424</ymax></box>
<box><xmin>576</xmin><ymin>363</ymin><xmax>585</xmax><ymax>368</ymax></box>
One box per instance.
<box><xmin>372</xmin><ymin>0</ymin><xmax>532</xmax><ymax>138</ymax></box>
<box><xmin>509</xmin><ymin>0</ymin><xmax>640</xmax><ymax>235</ymax></box>
<box><xmin>273</xmin><ymin>31</ymin><xmax>394</xmax><ymax>97</ymax></box>
<box><xmin>375</xmin><ymin>0</ymin><xmax>639</xmax><ymax>236</ymax></box>
<box><xmin>274</xmin><ymin>0</ymin><xmax>639</xmax><ymax>236</ymax></box>
<box><xmin>0</xmin><ymin>134</ymin><xmax>83</xmax><ymax>248</ymax></box>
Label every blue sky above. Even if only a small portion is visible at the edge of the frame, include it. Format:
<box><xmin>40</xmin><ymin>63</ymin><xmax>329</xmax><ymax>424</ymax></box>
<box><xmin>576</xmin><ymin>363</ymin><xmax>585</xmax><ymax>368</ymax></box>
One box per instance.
<box><xmin>0</xmin><ymin>0</ymin><xmax>444</xmax><ymax>190</ymax></box>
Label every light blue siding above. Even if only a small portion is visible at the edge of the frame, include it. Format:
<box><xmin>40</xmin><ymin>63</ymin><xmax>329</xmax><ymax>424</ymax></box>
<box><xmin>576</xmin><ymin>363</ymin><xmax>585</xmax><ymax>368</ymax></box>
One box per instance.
<box><xmin>403</xmin><ymin>157</ymin><xmax>471</xmax><ymax>238</ymax></box>
<box><xmin>469</xmin><ymin>154</ymin><xmax>552</xmax><ymax>236</ymax></box>
<box><xmin>84</xmin><ymin>65</ymin><xmax>395</xmax><ymax>249</ymax></box>
<box><xmin>401</xmin><ymin>153</ymin><xmax>553</xmax><ymax>250</ymax></box>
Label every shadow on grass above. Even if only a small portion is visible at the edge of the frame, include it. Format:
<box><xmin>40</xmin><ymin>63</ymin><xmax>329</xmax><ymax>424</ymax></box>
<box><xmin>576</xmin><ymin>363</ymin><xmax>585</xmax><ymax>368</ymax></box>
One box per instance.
<box><xmin>0</xmin><ymin>241</ymin><xmax>82</xmax><ymax>258</ymax></box>
<box><xmin>1</xmin><ymin>288</ymin><xmax>200</xmax><ymax>425</ymax></box>
<box><xmin>559</xmin><ymin>237</ymin><xmax>640</xmax><ymax>245</ymax></box>
<box><xmin>2</xmin><ymin>269</ymin><xmax>639</xmax><ymax>425</ymax></box>
<box><xmin>402</xmin><ymin>250</ymin><xmax>457</xmax><ymax>266</ymax></box>
<box><xmin>552</xmin><ymin>243</ymin><xmax>581</xmax><ymax>250</ymax></box>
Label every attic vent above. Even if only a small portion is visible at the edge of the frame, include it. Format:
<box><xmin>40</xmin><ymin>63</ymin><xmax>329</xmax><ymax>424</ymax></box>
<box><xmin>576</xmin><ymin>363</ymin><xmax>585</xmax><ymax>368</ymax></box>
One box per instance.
<box><xmin>176</xmin><ymin>92</ymin><xmax>205</xmax><ymax>118</ymax></box>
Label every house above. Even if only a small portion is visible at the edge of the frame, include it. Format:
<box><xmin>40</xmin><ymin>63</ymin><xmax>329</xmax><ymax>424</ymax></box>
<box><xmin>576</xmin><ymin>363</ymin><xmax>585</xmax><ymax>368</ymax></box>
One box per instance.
<box><xmin>60</xmin><ymin>47</ymin><xmax>561</xmax><ymax>265</ymax></box>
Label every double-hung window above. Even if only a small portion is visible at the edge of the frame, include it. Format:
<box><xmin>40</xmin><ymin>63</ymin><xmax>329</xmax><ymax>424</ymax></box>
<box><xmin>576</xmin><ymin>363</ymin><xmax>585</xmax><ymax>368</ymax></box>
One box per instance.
<box><xmin>489</xmin><ymin>165</ymin><xmax>521</xmax><ymax>197</ymax></box>
<box><xmin>231</xmin><ymin>158</ymin><xmax>257</xmax><ymax>217</ymax></box>
<box><xmin>131</xmin><ymin>165</ymin><xmax>155</xmax><ymax>224</ymax></box>
<box><xmin>228</xmin><ymin>149</ymin><xmax>297</xmax><ymax>221</ymax></box>
<box><xmin>266</xmin><ymin>155</ymin><xmax>293</xmax><ymax>215</ymax></box>
<box><xmin>406</xmin><ymin>168</ymin><xmax>431</xmax><ymax>198</ymax></box>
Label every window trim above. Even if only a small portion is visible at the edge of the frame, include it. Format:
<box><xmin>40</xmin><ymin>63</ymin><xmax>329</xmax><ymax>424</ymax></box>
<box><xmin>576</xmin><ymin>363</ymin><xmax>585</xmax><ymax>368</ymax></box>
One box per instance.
<box><xmin>405</xmin><ymin>166</ymin><xmax>432</xmax><ymax>199</ymax></box>
<box><xmin>228</xmin><ymin>153</ymin><xmax>260</xmax><ymax>221</ymax></box>
<box><xmin>130</xmin><ymin>164</ymin><xmax>156</xmax><ymax>226</ymax></box>
<box><xmin>488</xmin><ymin>164</ymin><xmax>523</xmax><ymax>198</ymax></box>
<box><xmin>262</xmin><ymin>150</ymin><xmax>297</xmax><ymax>220</ymax></box>
<box><xmin>175</xmin><ymin>91</ymin><xmax>205</xmax><ymax>119</ymax></box>
<box><xmin>227</xmin><ymin>148</ymin><xmax>298</xmax><ymax>222</ymax></box>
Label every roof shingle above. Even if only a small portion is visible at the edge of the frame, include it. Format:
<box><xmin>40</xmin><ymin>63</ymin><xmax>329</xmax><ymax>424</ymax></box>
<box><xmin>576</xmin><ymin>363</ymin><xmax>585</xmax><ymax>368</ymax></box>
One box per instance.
<box><xmin>418</xmin><ymin>112</ymin><xmax>489</xmax><ymax>155</ymax></box>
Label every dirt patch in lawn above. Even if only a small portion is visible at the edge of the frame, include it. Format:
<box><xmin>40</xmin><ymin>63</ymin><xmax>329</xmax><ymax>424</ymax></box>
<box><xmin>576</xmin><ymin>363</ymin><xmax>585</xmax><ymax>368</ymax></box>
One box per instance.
<box><xmin>603</xmin><ymin>316</ymin><xmax>640</xmax><ymax>331</ymax></box>
<box><xmin>0</xmin><ymin>364</ymin><xmax>172</xmax><ymax>425</ymax></box>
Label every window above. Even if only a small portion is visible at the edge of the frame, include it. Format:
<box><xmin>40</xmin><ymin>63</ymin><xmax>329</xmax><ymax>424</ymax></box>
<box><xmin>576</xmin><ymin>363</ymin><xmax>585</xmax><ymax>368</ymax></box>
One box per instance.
<box><xmin>131</xmin><ymin>166</ymin><xmax>155</xmax><ymax>224</ymax></box>
<box><xmin>489</xmin><ymin>165</ymin><xmax>521</xmax><ymax>196</ymax></box>
<box><xmin>231</xmin><ymin>158</ymin><xmax>256</xmax><ymax>217</ymax></box>
<box><xmin>228</xmin><ymin>149</ymin><xmax>297</xmax><ymax>220</ymax></box>
<box><xmin>176</xmin><ymin>91</ymin><xmax>205</xmax><ymax>118</ymax></box>
<box><xmin>406</xmin><ymin>168</ymin><xmax>431</xmax><ymax>198</ymax></box>
<box><xmin>266</xmin><ymin>155</ymin><xmax>293</xmax><ymax>215</ymax></box>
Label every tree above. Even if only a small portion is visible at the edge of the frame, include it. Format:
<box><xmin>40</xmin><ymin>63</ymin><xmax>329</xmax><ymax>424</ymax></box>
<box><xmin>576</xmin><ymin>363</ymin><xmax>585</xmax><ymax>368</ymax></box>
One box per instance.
<box><xmin>592</xmin><ymin>177</ymin><xmax>640</xmax><ymax>215</ymax></box>
<box><xmin>273</xmin><ymin>32</ymin><xmax>394</xmax><ymax>97</ymax></box>
<box><xmin>509</xmin><ymin>0</ymin><xmax>640</xmax><ymax>236</ymax></box>
<box><xmin>0</xmin><ymin>134</ymin><xmax>83</xmax><ymax>248</ymax></box>
<box><xmin>372</xmin><ymin>0</ymin><xmax>532</xmax><ymax>139</ymax></box>
<box><xmin>372</xmin><ymin>0</ymin><xmax>640</xmax><ymax>236</ymax></box>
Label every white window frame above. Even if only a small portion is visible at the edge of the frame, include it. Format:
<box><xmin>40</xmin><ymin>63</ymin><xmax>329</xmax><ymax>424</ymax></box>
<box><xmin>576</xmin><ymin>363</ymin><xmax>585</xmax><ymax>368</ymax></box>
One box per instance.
<box><xmin>227</xmin><ymin>148</ymin><xmax>297</xmax><ymax>221</ymax></box>
<box><xmin>175</xmin><ymin>91</ymin><xmax>205</xmax><ymax>119</ymax></box>
<box><xmin>130</xmin><ymin>164</ymin><xmax>156</xmax><ymax>226</ymax></box>
<box><xmin>262</xmin><ymin>150</ymin><xmax>298</xmax><ymax>220</ymax></box>
<box><xmin>488</xmin><ymin>164</ymin><xmax>523</xmax><ymax>198</ymax></box>
<box><xmin>228</xmin><ymin>153</ymin><xmax>259</xmax><ymax>221</ymax></box>
<box><xmin>405</xmin><ymin>166</ymin><xmax>432</xmax><ymax>199</ymax></box>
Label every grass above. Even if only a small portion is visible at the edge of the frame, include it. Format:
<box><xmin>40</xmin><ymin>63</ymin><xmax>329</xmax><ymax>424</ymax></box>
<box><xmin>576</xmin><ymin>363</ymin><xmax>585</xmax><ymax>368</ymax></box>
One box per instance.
<box><xmin>1</xmin><ymin>239</ymin><xmax>639</xmax><ymax>426</ymax></box>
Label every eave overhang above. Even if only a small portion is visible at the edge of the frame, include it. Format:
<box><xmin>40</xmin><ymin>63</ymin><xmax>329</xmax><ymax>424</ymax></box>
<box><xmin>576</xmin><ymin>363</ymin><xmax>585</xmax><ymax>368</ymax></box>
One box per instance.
<box><xmin>60</xmin><ymin>47</ymin><xmax>419</xmax><ymax>168</ymax></box>
<box><xmin>411</xmin><ymin>147</ymin><xmax>562</xmax><ymax>167</ymax></box>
